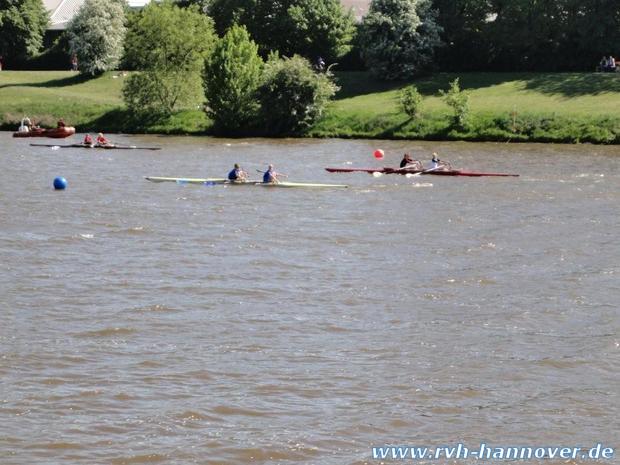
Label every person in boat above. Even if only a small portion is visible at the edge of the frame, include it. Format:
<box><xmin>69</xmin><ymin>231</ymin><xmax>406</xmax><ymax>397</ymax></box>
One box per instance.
<box><xmin>95</xmin><ymin>132</ymin><xmax>112</xmax><ymax>147</ymax></box>
<box><xmin>263</xmin><ymin>164</ymin><xmax>287</xmax><ymax>184</ymax></box>
<box><xmin>57</xmin><ymin>118</ymin><xmax>66</xmax><ymax>128</ymax></box>
<box><xmin>400</xmin><ymin>153</ymin><xmax>422</xmax><ymax>170</ymax></box>
<box><xmin>18</xmin><ymin>117</ymin><xmax>31</xmax><ymax>133</ymax></box>
<box><xmin>83</xmin><ymin>134</ymin><xmax>94</xmax><ymax>146</ymax></box>
<box><xmin>430</xmin><ymin>153</ymin><xmax>451</xmax><ymax>170</ymax></box>
<box><xmin>228</xmin><ymin>163</ymin><xmax>248</xmax><ymax>182</ymax></box>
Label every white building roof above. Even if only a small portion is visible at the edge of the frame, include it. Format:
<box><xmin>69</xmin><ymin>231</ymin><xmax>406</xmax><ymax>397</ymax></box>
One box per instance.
<box><xmin>46</xmin><ymin>0</ymin><xmax>366</xmax><ymax>31</ymax></box>
<box><xmin>47</xmin><ymin>0</ymin><xmax>86</xmax><ymax>30</ymax></box>
<box><xmin>45</xmin><ymin>0</ymin><xmax>152</xmax><ymax>30</ymax></box>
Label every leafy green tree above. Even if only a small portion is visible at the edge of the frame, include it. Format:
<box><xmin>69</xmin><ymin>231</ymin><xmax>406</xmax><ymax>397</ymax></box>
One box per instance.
<box><xmin>564</xmin><ymin>0</ymin><xmax>620</xmax><ymax>70</ymax></box>
<box><xmin>173</xmin><ymin>0</ymin><xmax>210</xmax><ymax>11</ymax></box>
<box><xmin>66</xmin><ymin>0</ymin><xmax>126</xmax><ymax>75</ymax></box>
<box><xmin>459</xmin><ymin>0</ymin><xmax>620</xmax><ymax>71</ymax></box>
<box><xmin>399</xmin><ymin>85</ymin><xmax>423</xmax><ymax>119</ymax></box>
<box><xmin>283</xmin><ymin>0</ymin><xmax>355</xmax><ymax>61</ymax></box>
<box><xmin>206</xmin><ymin>0</ymin><xmax>355</xmax><ymax>62</ymax></box>
<box><xmin>122</xmin><ymin>1</ymin><xmax>216</xmax><ymax>114</ymax></box>
<box><xmin>483</xmin><ymin>0</ymin><xmax>561</xmax><ymax>70</ymax></box>
<box><xmin>0</xmin><ymin>0</ymin><xmax>48</xmax><ymax>65</ymax></box>
<box><xmin>205</xmin><ymin>0</ymin><xmax>253</xmax><ymax>36</ymax></box>
<box><xmin>359</xmin><ymin>0</ymin><xmax>443</xmax><ymax>80</ymax></box>
<box><xmin>430</xmin><ymin>0</ymin><xmax>493</xmax><ymax>71</ymax></box>
<box><xmin>439</xmin><ymin>78</ymin><xmax>469</xmax><ymax>128</ymax></box>
<box><xmin>203</xmin><ymin>25</ymin><xmax>263</xmax><ymax>133</ymax></box>
<box><xmin>257</xmin><ymin>54</ymin><xmax>338</xmax><ymax>135</ymax></box>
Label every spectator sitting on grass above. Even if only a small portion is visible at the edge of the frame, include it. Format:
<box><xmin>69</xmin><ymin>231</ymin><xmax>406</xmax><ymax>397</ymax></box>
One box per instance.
<box><xmin>607</xmin><ymin>55</ymin><xmax>616</xmax><ymax>72</ymax></box>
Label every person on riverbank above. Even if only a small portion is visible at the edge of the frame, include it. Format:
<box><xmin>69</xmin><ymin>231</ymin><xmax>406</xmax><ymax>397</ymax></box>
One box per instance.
<box><xmin>228</xmin><ymin>163</ymin><xmax>248</xmax><ymax>182</ymax></box>
<box><xmin>316</xmin><ymin>56</ymin><xmax>326</xmax><ymax>72</ymax></box>
<box><xmin>263</xmin><ymin>164</ymin><xmax>287</xmax><ymax>184</ymax></box>
<box><xmin>606</xmin><ymin>55</ymin><xmax>617</xmax><ymax>72</ymax></box>
<box><xmin>400</xmin><ymin>153</ymin><xmax>422</xmax><ymax>170</ymax></box>
<box><xmin>57</xmin><ymin>118</ymin><xmax>66</xmax><ymax>128</ymax></box>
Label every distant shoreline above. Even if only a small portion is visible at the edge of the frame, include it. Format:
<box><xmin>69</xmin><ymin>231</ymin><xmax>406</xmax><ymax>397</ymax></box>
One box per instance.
<box><xmin>1</xmin><ymin>70</ymin><xmax>618</xmax><ymax>144</ymax></box>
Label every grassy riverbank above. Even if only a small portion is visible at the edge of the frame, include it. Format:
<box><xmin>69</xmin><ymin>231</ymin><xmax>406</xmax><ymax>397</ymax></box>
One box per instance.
<box><xmin>1</xmin><ymin>70</ymin><xmax>619</xmax><ymax>143</ymax></box>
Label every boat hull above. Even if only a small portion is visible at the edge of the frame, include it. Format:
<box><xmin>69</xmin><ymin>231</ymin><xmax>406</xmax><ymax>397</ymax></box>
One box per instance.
<box><xmin>145</xmin><ymin>177</ymin><xmax>348</xmax><ymax>188</ymax></box>
<box><xmin>325</xmin><ymin>167</ymin><xmax>519</xmax><ymax>177</ymax></box>
<box><xmin>31</xmin><ymin>143</ymin><xmax>161</xmax><ymax>150</ymax></box>
<box><xmin>14</xmin><ymin>127</ymin><xmax>76</xmax><ymax>138</ymax></box>
<box><xmin>258</xmin><ymin>181</ymin><xmax>348</xmax><ymax>188</ymax></box>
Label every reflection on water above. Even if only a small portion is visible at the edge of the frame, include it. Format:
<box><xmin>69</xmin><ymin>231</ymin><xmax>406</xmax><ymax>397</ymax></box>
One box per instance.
<box><xmin>0</xmin><ymin>133</ymin><xmax>618</xmax><ymax>464</ymax></box>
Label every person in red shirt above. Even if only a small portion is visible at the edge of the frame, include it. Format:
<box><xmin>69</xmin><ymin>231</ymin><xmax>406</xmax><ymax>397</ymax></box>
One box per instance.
<box><xmin>96</xmin><ymin>132</ymin><xmax>110</xmax><ymax>147</ymax></box>
<box><xmin>83</xmin><ymin>134</ymin><xmax>93</xmax><ymax>146</ymax></box>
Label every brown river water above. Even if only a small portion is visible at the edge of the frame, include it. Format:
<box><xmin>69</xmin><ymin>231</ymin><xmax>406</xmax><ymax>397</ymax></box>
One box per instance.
<box><xmin>0</xmin><ymin>133</ymin><xmax>618</xmax><ymax>464</ymax></box>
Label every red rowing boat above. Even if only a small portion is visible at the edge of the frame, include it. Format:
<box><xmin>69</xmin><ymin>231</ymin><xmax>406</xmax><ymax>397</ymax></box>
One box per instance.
<box><xmin>13</xmin><ymin>126</ymin><xmax>76</xmax><ymax>139</ymax></box>
<box><xmin>325</xmin><ymin>167</ymin><xmax>519</xmax><ymax>177</ymax></box>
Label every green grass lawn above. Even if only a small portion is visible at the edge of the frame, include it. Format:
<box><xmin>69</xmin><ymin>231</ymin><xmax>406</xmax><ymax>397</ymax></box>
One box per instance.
<box><xmin>0</xmin><ymin>71</ymin><xmax>123</xmax><ymax>127</ymax></box>
<box><xmin>311</xmin><ymin>72</ymin><xmax>620</xmax><ymax>142</ymax></box>
<box><xmin>333</xmin><ymin>72</ymin><xmax>620</xmax><ymax>113</ymax></box>
<box><xmin>0</xmin><ymin>71</ymin><xmax>208</xmax><ymax>133</ymax></box>
<box><xmin>1</xmin><ymin>70</ymin><xmax>619</xmax><ymax>143</ymax></box>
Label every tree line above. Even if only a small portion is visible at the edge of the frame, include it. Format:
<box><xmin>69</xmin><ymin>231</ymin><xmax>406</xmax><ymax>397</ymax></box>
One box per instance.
<box><xmin>2</xmin><ymin>0</ymin><xmax>618</xmax><ymax>73</ymax></box>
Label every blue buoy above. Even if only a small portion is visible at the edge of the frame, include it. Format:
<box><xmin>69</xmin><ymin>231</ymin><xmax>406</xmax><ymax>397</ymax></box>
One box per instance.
<box><xmin>53</xmin><ymin>176</ymin><xmax>67</xmax><ymax>190</ymax></box>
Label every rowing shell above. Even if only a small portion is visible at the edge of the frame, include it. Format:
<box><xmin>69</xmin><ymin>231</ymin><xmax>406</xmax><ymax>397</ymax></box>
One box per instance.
<box><xmin>325</xmin><ymin>167</ymin><xmax>519</xmax><ymax>177</ymax></box>
<box><xmin>145</xmin><ymin>177</ymin><xmax>348</xmax><ymax>188</ymax></box>
<box><xmin>31</xmin><ymin>143</ymin><xmax>161</xmax><ymax>150</ymax></box>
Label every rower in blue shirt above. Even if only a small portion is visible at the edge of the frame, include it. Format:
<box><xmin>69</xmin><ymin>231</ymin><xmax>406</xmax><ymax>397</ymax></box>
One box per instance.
<box><xmin>262</xmin><ymin>164</ymin><xmax>287</xmax><ymax>183</ymax></box>
<box><xmin>228</xmin><ymin>163</ymin><xmax>247</xmax><ymax>182</ymax></box>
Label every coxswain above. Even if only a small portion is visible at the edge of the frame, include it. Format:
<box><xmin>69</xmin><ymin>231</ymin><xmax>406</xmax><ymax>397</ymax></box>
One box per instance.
<box><xmin>262</xmin><ymin>164</ymin><xmax>287</xmax><ymax>184</ymax></box>
<box><xmin>57</xmin><ymin>118</ymin><xmax>66</xmax><ymax>128</ymax></box>
<box><xmin>96</xmin><ymin>132</ymin><xmax>110</xmax><ymax>147</ymax></box>
<box><xmin>83</xmin><ymin>133</ymin><xmax>94</xmax><ymax>146</ymax></box>
<box><xmin>400</xmin><ymin>153</ymin><xmax>422</xmax><ymax>170</ymax></box>
<box><xmin>228</xmin><ymin>163</ymin><xmax>248</xmax><ymax>182</ymax></box>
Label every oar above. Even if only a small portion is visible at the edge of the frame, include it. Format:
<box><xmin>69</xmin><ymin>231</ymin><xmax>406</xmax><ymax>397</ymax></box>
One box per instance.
<box><xmin>256</xmin><ymin>169</ymin><xmax>288</xmax><ymax>178</ymax></box>
<box><xmin>30</xmin><ymin>143</ymin><xmax>68</xmax><ymax>148</ymax></box>
<box><xmin>105</xmin><ymin>145</ymin><xmax>162</xmax><ymax>150</ymax></box>
<box><xmin>107</xmin><ymin>140</ymin><xmax>161</xmax><ymax>150</ymax></box>
<box><xmin>392</xmin><ymin>163</ymin><xmax>424</xmax><ymax>177</ymax></box>
<box><xmin>409</xmin><ymin>166</ymin><xmax>442</xmax><ymax>177</ymax></box>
